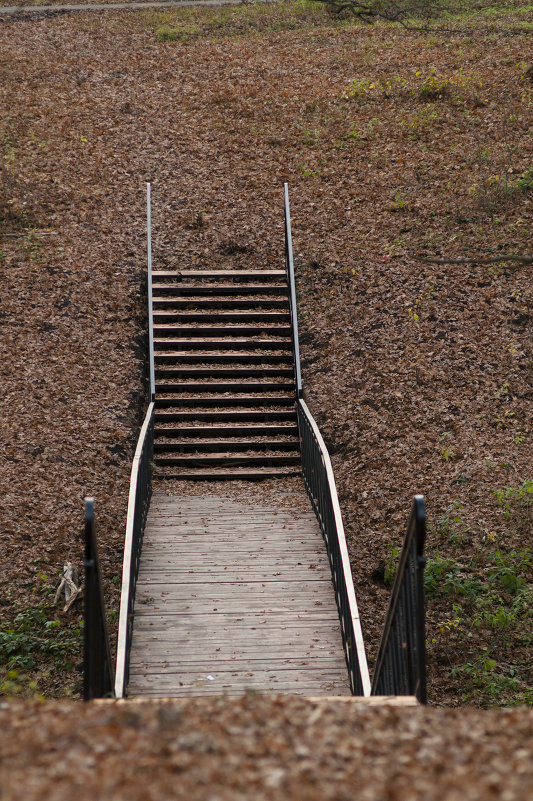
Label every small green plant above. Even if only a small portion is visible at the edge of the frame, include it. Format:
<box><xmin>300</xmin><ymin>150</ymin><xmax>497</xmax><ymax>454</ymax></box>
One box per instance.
<box><xmin>0</xmin><ymin>602</ymin><xmax>83</xmax><ymax>696</ymax></box>
<box><xmin>342</xmin><ymin>77</ymin><xmax>374</xmax><ymax>101</ymax></box>
<box><xmin>391</xmin><ymin>191</ymin><xmax>407</xmax><ymax>211</ymax></box>
<box><xmin>298</xmin><ymin>164</ymin><xmax>320</xmax><ymax>179</ymax></box>
<box><xmin>418</xmin><ymin>71</ymin><xmax>451</xmax><ymax>100</ymax></box>
<box><xmin>451</xmin><ymin>654</ymin><xmax>526</xmax><ymax>707</ymax></box>
<box><xmin>416</xmin><ymin>67</ymin><xmax>474</xmax><ymax>102</ymax></box>
<box><xmin>439</xmin><ymin>432</ymin><xmax>456</xmax><ymax>463</ymax></box>
<box><xmin>424</xmin><ymin>554</ymin><xmax>457</xmax><ymax>597</ymax></box>
<box><xmin>517</xmin><ymin>166</ymin><xmax>533</xmax><ymax>193</ymax></box>
<box><xmin>495</xmin><ymin>479</ymin><xmax>532</xmax><ymax>524</ymax></box>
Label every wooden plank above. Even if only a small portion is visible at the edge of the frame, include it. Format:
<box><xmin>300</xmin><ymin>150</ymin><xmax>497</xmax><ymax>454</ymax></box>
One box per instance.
<box><xmin>138</xmin><ymin>555</ymin><xmax>329</xmax><ymax>564</ymax></box>
<box><xmin>135</xmin><ymin>580</ymin><xmax>330</xmax><ymax>597</ymax></box>
<box><xmin>130</xmin><ymin>652</ymin><xmax>346</xmax><ymax>665</ymax></box>
<box><xmin>131</xmin><ymin>642</ymin><xmax>344</xmax><ymax>657</ymax></box>
<box><xmin>135</xmin><ymin>602</ymin><xmax>335</xmax><ymax>613</ymax></box>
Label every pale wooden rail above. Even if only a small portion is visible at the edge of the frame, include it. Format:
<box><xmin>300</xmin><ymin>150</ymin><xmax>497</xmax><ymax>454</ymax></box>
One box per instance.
<box><xmin>127</xmin><ymin>487</ymin><xmax>352</xmax><ymax>697</ymax></box>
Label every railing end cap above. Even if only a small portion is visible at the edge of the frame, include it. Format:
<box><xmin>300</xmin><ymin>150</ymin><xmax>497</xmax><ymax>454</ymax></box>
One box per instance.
<box><xmin>85</xmin><ymin>497</ymin><xmax>95</xmax><ymax>519</ymax></box>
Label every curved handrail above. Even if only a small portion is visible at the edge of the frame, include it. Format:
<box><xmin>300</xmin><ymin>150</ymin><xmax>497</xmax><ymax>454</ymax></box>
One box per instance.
<box><xmin>115</xmin><ymin>402</ymin><xmax>155</xmax><ymax>698</ymax></box>
<box><xmin>298</xmin><ymin>400</ymin><xmax>371</xmax><ymax>696</ymax></box>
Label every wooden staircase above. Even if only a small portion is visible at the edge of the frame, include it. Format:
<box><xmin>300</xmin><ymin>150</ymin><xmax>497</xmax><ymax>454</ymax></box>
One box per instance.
<box><xmin>152</xmin><ymin>269</ymin><xmax>301</xmax><ymax>480</ymax></box>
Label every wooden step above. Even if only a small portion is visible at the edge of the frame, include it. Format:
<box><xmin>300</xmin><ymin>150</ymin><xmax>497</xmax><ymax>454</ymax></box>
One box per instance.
<box><xmin>153</xmin><ymin>325</ymin><xmax>292</xmax><ymax>337</ymax></box>
<box><xmin>153</xmin><ymin>311</ymin><xmax>291</xmax><ymax>323</ymax></box>
<box><xmin>154</xmin><ymin>465</ymin><xmax>301</xmax><ymax>480</ymax></box>
<box><xmin>155</xmin><ymin>395</ymin><xmax>296</xmax><ymax>408</ymax></box>
<box><xmin>155</xmin><ymin>381</ymin><xmax>295</xmax><ymax>394</ymax></box>
<box><xmin>152</xmin><ymin>297</ymin><xmax>289</xmax><ymax>309</ymax></box>
<box><xmin>154</xmin><ymin>409</ymin><xmax>298</xmax><ymax>423</ymax></box>
<box><xmin>152</xmin><ymin>283</ymin><xmax>288</xmax><ymax>296</ymax></box>
<box><xmin>154</xmin><ymin>353</ymin><xmax>293</xmax><ymax>365</ymax></box>
<box><xmin>154</xmin><ymin>440</ymin><xmax>300</xmax><ymax>453</ymax></box>
<box><xmin>154</xmin><ymin>338</ymin><xmax>292</xmax><ymax>351</ymax></box>
<box><xmin>154</xmin><ymin>424</ymin><xmax>299</xmax><ymax>437</ymax></box>
<box><xmin>151</xmin><ymin>270</ymin><xmax>286</xmax><ymax>281</ymax></box>
<box><xmin>155</xmin><ymin>367</ymin><xmax>294</xmax><ymax>378</ymax></box>
<box><xmin>155</xmin><ymin>453</ymin><xmax>301</xmax><ymax>467</ymax></box>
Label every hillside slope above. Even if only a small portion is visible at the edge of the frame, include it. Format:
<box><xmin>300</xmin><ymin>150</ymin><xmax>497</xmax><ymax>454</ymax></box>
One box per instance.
<box><xmin>0</xmin><ymin>1</ymin><xmax>531</xmax><ymax>703</ymax></box>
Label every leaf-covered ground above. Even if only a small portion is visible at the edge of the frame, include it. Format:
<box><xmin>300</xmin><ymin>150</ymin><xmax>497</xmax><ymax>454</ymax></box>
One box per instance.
<box><xmin>2</xmin><ymin>697</ymin><xmax>533</xmax><ymax>800</ymax></box>
<box><xmin>0</xmin><ymin>1</ymin><xmax>531</xmax><ymax>704</ymax></box>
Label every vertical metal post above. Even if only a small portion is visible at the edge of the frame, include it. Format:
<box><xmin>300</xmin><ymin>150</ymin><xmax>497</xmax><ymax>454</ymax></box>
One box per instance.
<box><xmin>284</xmin><ymin>183</ymin><xmax>302</xmax><ymax>398</ymax></box>
<box><xmin>147</xmin><ymin>183</ymin><xmax>155</xmax><ymax>401</ymax></box>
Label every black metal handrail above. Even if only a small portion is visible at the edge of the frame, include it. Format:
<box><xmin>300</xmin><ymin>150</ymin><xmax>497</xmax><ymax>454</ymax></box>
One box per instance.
<box><xmin>371</xmin><ymin>495</ymin><xmax>427</xmax><ymax>702</ymax></box>
<box><xmin>114</xmin><ymin>402</ymin><xmax>155</xmax><ymax>697</ymax></box>
<box><xmin>298</xmin><ymin>401</ymin><xmax>370</xmax><ymax>696</ymax></box>
<box><xmin>83</xmin><ymin>497</ymin><xmax>114</xmax><ymax>700</ymax></box>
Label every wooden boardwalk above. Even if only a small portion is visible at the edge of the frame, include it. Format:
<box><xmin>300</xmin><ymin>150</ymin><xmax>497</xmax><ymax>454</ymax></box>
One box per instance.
<box><xmin>128</xmin><ymin>488</ymin><xmax>351</xmax><ymax>697</ymax></box>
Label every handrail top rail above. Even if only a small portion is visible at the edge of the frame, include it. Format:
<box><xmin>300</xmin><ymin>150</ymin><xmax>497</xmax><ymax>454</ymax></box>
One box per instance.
<box><xmin>298</xmin><ymin>398</ymin><xmax>371</xmax><ymax>697</ymax></box>
<box><xmin>115</xmin><ymin>401</ymin><xmax>155</xmax><ymax>699</ymax></box>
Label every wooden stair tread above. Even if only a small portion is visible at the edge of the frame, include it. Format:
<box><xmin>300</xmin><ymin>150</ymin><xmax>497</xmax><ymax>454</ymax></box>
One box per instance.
<box><xmin>154</xmin><ymin>410</ymin><xmax>297</xmax><ymax>422</ymax></box>
<box><xmin>155</xmin><ymin>455</ymin><xmax>301</xmax><ymax>468</ymax></box>
<box><xmin>152</xmin><ymin>283</ymin><xmax>288</xmax><ymax>295</ymax></box>
<box><xmin>153</xmin><ymin>325</ymin><xmax>292</xmax><ymax>335</ymax></box>
<box><xmin>152</xmin><ymin>297</ymin><xmax>289</xmax><ymax>306</ymax></box>
<box><xmin>155</xmin><ymin>425</ymin><xmax>299</xmax><ymax>435</ymax></box>
<box><xmin>155</xmin><ymin>466</ymin><xmax>301</xmax><ymax>480</ymax></box>
<box><xmin>154</xmin><ymin>440</ymin><xmax>300</xmax><ymax>451</ymax></box>
<box><xmin>154</xmin><ymin>338</ymin><xmax>292</xmax><ymax>349</ymax></box>
<box><xmin>154</xmin><ymin>353</ymin><xmax>293</xmax><ymax>364</ymax></box>
<box><xmin>152</xmin><ymin>270</ymin><xmax>286</xmax><ymax>278</ymax></box>
<box><xmin>154</xmin><ymin>311</ymin><xmax>290</xmax><ymax>319</ymax></box>
<box><xmin>156</xmin><ymin>381</ymin><xmax>295</xmax><ymax>391</ymax></box>
<box><xmin>155</xmin><ymin>367</ymin><xmax>293</xmax><ymax>377</ymax></box>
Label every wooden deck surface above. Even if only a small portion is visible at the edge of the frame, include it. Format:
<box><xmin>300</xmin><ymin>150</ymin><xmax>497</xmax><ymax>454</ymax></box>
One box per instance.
<box><xmin>128</xmin><ymin>490</ymin><xmax>351</xmax><ymax>697</ymax></box>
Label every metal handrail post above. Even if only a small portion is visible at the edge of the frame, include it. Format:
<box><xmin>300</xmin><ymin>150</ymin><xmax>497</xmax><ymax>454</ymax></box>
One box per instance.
<box><xmin>147</xmin><ymin>183</ymin><xmax>155</xmax><ymax>401</ymax></box>
<box><xmin>284</xmin><ymin>183</ymin><xmax>302</xmax><ymax>398</ymax></box>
